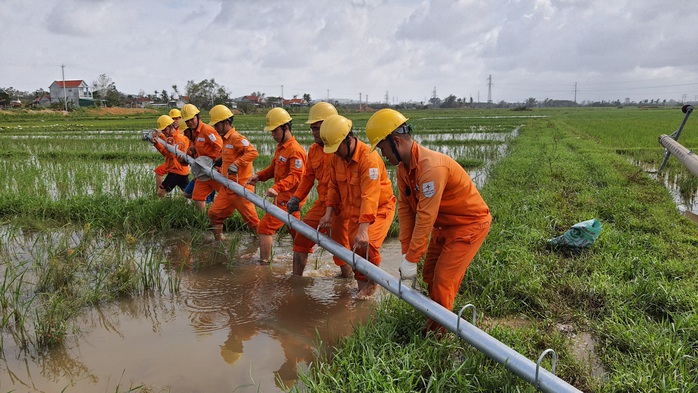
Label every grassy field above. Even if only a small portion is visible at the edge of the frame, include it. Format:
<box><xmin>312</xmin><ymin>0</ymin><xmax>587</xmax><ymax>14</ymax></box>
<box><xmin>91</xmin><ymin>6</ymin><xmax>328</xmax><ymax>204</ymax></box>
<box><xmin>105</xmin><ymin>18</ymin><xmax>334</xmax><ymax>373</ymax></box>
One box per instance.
<box><xmin>1</xmin><ymin>106</ymin><xmax>697</xmax><ymax>392</ymax></box>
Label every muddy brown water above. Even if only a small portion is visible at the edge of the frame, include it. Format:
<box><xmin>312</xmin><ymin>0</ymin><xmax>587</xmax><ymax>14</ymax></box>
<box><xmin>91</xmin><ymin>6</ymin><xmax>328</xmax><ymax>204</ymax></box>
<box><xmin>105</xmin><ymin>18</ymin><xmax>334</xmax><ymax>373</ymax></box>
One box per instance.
<box><xmin>1</xmin><ymin>235</ymin><xmax>403</xmax><ymax>393</ymax></box>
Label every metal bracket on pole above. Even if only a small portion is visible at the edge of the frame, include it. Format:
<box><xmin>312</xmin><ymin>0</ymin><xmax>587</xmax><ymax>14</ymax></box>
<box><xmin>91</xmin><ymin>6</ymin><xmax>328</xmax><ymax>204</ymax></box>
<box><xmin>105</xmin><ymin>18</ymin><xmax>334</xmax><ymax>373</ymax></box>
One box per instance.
<box><xmin>457</xmin><ymin>304</ymin><xmax>477</xmax><ymax>332</ymax></box>
<box><xmin>536</xmin><ymin>349</ymin><xmax>557</xmax><ymax>390</ymax></box>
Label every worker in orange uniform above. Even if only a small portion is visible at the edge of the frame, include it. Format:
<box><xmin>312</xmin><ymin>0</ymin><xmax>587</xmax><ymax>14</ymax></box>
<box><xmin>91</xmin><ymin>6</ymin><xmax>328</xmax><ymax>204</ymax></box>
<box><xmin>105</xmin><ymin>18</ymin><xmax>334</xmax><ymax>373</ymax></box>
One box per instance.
<box><xmin>151</xmin><ymin>114</ymin><xmax>190</xmax><ymax>197</ymax></box>
<box><xmin>154</xmin><ymin>108</ymin><xmax>184</xmax><ymax>192</ymax></box>
<box><xmin>246</xmin><ymin>108</ymin><xmax>307</xmax><ymax>264</ymax></box>
<box><xmin>182</xmin><ymin>103</ymin><xmax>223</xmax><ymax>211</ymax></box>
<box><xmin>206</xmin><ymin>105</ymin><xmax>260</xmax><ymax>241</ymax></box>
<box><xmin>366</xmin><ymin>108</ymin><xmax>491</xmax><ymax>334</ymax></box>
<box><xmin>318</xmin><ymin>115</ymin><xmax>396</xmax><ymax>300</ymax></box>
<box><xmin>286</xmin><ymin>102</ymin><xmax>351</xmax><ymax>277</ymax></box>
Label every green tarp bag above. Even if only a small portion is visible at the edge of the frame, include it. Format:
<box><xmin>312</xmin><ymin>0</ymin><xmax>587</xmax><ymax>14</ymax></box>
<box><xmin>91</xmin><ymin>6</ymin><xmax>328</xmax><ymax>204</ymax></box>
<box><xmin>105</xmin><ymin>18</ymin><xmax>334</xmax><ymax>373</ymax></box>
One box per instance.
<box><xmin>549</xmin><ymin>219</ymin><xmax>602</xmax><ymax>248</ymax></box>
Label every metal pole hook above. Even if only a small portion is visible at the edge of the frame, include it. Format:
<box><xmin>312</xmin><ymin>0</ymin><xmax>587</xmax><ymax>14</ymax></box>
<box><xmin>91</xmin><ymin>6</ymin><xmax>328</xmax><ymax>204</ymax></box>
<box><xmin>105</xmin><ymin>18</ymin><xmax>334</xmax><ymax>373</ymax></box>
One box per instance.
<box><xmin>457</xmin><ymin>304</ymin><xmax>477</xmax><ymax>333</ymax></box>
<box><xmin>536</xmin><ymin>349</ymin><xmax>557</xmax><ymax>389</ymax></box>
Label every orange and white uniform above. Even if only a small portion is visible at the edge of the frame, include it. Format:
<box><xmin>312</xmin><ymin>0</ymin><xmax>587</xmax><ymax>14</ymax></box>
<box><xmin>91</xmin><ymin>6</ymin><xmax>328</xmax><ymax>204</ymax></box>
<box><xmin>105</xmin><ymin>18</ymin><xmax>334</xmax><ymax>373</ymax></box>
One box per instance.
<box><xmin>191</xmin><ymin>121</ymin><xmax>223</xmax><ymax>201</ymax></box>
<box><xmin>292</xmin><ymin>143</ymin><xmax>349</xmax><ymax>266</ymax></box>
<box><xmin>326</xmin><ymin>141</ymin><xmax>396</xmax><ymax>281</ymax></box>
<box><xmin>398</xmin><ymin>142</ymin><xmax>491</xmax><ymax>324</ymax></box>
<box><xmin>153</xmin><ymin>131</ymin><xmax>190</xmax><ymax>176</ymax></box>
<box><xmin>208</xmin><ymin>127</ymin><xmax>260</xmax><ymax>231</ymax></box>
<box><xmin>256</xmin><ymin>135</ymin><xmax>307</xmax><ymax>236</ymax></box>
<box><xmin>154</xmin><ymin>124</ymin><xmax>183</xmax><ymax>176</ymax></box>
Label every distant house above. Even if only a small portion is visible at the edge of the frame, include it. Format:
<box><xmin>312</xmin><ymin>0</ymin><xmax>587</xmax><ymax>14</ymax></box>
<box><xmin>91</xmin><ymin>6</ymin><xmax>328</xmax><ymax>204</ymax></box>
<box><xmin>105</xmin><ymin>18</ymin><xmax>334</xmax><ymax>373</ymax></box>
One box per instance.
<box><xmin>169</xmin><ymin>95</ymin><xmax>190</xmax><ymax>109</ymax></box>
<box><xmin>239</xmin><ymin>95</ymin><xmax>264</xmax><ymax>106</ymax></box>
<box><xmin>125</xmin><ymin>96</ymin><xmax>151</xmax><ymax>108</ymax></box>
<box><xmin>283</xmin><ymin>98</ymin><xmax>307</xmax><ymax>107</ymax></box>
<box><xmin>49</xmin><ymin>80</ymin><xmax>94</xmax><ymax>107</ymax></box>
<box><xmin>31</xmin><ymin>93</ymin><xmax>52</xmax><ymax>107</ymax></box>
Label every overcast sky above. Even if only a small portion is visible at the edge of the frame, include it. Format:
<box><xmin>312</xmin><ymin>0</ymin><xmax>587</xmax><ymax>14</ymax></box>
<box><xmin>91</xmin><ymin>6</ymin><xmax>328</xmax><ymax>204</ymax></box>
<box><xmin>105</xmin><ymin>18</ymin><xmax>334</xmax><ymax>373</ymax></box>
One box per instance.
<box><xmin>2</xmin><ymin>0</ymin><xmax>697</xmax><ymax>104</ymax></box>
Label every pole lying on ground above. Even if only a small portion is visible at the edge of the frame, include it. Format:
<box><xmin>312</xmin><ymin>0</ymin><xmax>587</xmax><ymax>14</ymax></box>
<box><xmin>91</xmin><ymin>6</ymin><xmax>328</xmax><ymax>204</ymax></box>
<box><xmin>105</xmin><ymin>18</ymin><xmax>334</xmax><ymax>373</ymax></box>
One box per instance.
<box><xmin>658</xmin><ymin>134</ymin><xmax>698</xmax><ymax>177</ymax></box>
<box><xmin>146</xmin><ymin>133</ymin><xmax>582</xmax><ymax>393</ymax></box>
<box><xmin>659</xmin><ymin>105</ymin><xmax>694</xmax><ymax>173</ymax></box>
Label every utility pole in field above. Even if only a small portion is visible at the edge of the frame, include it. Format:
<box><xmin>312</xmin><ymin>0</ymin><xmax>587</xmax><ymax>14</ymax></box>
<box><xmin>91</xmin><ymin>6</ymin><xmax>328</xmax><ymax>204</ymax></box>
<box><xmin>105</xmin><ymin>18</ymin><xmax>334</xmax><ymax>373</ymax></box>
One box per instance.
<box><xmin>486</xmin><ymin>75</ymin><xmax>493</xmax><ymax>108</ymax></box>
<box><xmin>573</xmin><ymin>82</ymin><xmax>578</xmax><ymax>103</ymax></box>
<box><xmin>61</xmin><ymin>64</ymin><xmax>68</xmax><ymax>112</ymax></box>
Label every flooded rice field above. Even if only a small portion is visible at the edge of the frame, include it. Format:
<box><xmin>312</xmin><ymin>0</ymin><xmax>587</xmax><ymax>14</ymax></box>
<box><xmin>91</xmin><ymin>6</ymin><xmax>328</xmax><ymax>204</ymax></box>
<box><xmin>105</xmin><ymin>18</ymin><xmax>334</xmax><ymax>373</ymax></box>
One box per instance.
<box><xmin>0</xmin><ymin>121</ymin><xmax>520</xmax><ymax>392</ymax></box>
<box><xmin>1</xmin><ymin>230</ymin><xmax>404</xmax><ymax>392</ymax></box>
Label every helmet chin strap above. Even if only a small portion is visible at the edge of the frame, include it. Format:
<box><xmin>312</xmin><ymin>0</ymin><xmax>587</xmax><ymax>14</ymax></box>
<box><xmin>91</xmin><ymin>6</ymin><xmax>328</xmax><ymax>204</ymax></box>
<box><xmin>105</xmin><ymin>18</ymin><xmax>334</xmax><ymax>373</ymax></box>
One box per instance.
<box><xmin>345</xmin><ymin>136</ymin><xmax>355</xmax><ymax>162</ymax></box>
<box><xmin>280</xmin><ymin>126</ymin><xmax>287</xmax><ymax>144</ymax></box>
<box><xmin>388</xmin><ymin>135</ymin><xmax>402</xmax><ymax>163</ymax></box>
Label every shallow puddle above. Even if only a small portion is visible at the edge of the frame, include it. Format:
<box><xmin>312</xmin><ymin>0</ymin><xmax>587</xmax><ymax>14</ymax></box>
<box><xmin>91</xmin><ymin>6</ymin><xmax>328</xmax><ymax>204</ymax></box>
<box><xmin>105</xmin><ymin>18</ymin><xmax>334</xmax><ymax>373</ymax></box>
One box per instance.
<box><xmin>632</xmin><ymin>160</ymin><xmax>698</xmax><ymax>219</ymax></box>
<box><xmin>1</xmin><ymin>233</ymin><xmax>403</xmax><ymax>392</ymax></box>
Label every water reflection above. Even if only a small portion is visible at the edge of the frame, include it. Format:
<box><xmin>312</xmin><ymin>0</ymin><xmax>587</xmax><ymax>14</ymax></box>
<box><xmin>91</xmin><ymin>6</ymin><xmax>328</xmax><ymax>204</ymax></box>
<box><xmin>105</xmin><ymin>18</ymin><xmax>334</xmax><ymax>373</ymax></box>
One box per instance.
<box><xmin>1</xmin><ymin>234</ymin><xmax>375</xmax><ymax>392</ymax></box>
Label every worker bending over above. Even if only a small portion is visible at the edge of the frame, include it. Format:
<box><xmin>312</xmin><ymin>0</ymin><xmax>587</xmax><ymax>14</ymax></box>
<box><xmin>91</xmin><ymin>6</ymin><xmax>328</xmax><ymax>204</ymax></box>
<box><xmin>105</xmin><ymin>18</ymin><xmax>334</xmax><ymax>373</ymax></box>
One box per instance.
<box><xmin>319</xmin><ymin>115</ymin><xmax>396</xmax><ymax>299</ymax></box>
<box><xmin>367</xmin><ymin>108</ymin><xmax>491</xmax><ymax>334</ymax></box>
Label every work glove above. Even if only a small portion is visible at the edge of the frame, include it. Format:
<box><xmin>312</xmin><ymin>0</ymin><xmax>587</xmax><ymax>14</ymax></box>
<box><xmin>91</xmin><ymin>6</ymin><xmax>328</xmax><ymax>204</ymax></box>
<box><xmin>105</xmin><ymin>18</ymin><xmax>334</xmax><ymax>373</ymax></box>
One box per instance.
<box><xmin>286</xmin><ymin>196</ymin><xmax>301</xmax><ymax>214</ymax></box>
<box><xmin>399</xmin><ymin>254</ymin><xmax>417</xmax><ymax>279</ymax></box>
<box><xmin>227</xmin><ymin>163</ymin><xmax>238</xmax><ymax>175</ymax></box>
<box><xmin>187</xmin><ymin>146</ymin><xmax>198</xmax><ymax>158</ymax></box>
<box><xmin>213</xmin><ymin>157</ymin><xmax>223</xmax><ymax>168</ymax></box>
<box><xmin>151</xmin><ymin>130</ymin><xmax>160</xmax><ymax>145</ymax></box>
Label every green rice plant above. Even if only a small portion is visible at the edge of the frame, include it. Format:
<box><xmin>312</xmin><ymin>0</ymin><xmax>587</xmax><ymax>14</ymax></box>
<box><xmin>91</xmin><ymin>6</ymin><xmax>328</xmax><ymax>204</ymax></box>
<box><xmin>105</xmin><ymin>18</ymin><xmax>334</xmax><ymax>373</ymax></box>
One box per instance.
<box><xmin>0</xmin><ymin>224</ymin><xmax>184</xmax><ymax>352</ymax></box>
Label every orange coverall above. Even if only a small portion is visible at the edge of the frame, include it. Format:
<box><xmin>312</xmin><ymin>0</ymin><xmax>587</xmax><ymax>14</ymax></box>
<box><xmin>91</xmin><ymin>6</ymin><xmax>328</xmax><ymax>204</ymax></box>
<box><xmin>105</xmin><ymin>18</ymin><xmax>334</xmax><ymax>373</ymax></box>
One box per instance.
<box><xmin>326</xmin><ymin>141</ymin><xmax>396</xmax><ymax>281</ymax></box>
<box><xmin>154</xmin><ymin>131</ymin><xmax>190</xmax><ymax>176</ymax></box>
<box><xmin>154</xmin><ymin>125</ymin><xmax>183</xmax><ymax>176</ymax></box>
<box><xmin>256</xmin><ymin>135</ymin><xmax>307</xmax><ymax>236</ymax></box>
<box><xmin>397</xmin><ymin>142</ymin><xmax>491</xmax><ymax>329</ymax></box>
<box><xmin>208</xmin><ymin>127</ymin><xmax>260</xmax><ymax>231</ymax></box>
<box><xmin>292</xmin><ymin>143</ymin><xmax>349</xmax><ymax>266</ymax></box>
<box><xmin>190</xmin><ymin>121</ymin><xmax>223</xmax><ymax>201</ymax></box>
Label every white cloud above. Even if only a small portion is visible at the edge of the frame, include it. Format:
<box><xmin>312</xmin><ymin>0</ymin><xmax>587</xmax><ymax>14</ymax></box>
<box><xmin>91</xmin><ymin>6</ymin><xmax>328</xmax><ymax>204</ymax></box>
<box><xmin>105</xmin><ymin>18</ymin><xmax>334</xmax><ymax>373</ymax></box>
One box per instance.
<box><xmin>1</xmin><ymin>0</ymin><xmax>697</xmax><ymax>103</ymax></box>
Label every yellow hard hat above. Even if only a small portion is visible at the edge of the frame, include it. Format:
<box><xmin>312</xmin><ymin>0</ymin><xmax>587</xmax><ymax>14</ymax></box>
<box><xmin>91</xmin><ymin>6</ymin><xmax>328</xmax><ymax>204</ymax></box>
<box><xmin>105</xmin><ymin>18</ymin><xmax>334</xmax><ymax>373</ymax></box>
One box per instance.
<box><xmin>209</xmin><ymin>104</ymin><xmax>234</xmax><ymax>125</ymax></box>
<box><xmin>264</xmin><ymin>107</ymin><xmax>292</xmax><ymax>131</ymax></box>
<box><xmin>181</xmin><ymin>104</ymin><xmax>200</xmax><ymax>121</ymax></box>
<box><xmin>169</xmin><ymin>108</ymin><xmax>182</xmax><ymax>119</ymax></box>
<box><xmin>156</xmin><ymin>115</ymin><xmax>174</xmax><ymax>131</ymax></box>
<box><xmin>320</xmin><ymin>114</ymin><xmax>352</xmax><ymax>153</ymax></box>
<box><xmin>365</xmin><ymin>108</ymin><xmax>409</xmax><ymax>152</ymax></box>
<box><xmin>220</xmin><ymin>347</ymin><xmax>243</xmax><ymax>364</ymax></box>
<box><xmin>305</xmin><ymin>102</ymin><xmax>338</xmax><ymax>124</ymax></box>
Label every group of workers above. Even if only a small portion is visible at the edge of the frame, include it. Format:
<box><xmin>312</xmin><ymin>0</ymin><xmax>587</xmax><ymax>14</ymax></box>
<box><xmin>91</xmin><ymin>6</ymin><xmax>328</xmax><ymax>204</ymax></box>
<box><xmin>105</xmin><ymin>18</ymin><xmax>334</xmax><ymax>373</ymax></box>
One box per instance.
<box><xmin>150</xmin><ymin>102</ymin><xmax>491</xmax><ymax>334</ymax></box>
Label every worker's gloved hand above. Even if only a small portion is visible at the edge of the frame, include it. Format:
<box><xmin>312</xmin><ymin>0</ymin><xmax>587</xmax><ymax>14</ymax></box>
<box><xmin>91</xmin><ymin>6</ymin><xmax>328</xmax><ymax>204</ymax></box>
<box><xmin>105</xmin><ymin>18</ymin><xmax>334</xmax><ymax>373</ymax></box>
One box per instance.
<box><xmin>399</xmin><ymin>254</ymin><xmax>417</xmax><ymax>279</ymax></box>
<box><xmin>151</xmin><ymin>131</ymin><xmax>160</xmax><ymax>145</ymax></box>
<box><xmin>227</xmin><ymin>163</ymin><xmax>238</xmax><ymax>175</ymax></box>
<box><xmin>213</xmin><ymin>157</ymin><xmax>223</xmax><ymax>168</ymax></box>
<box><xmin>286</xmin><ymin>196</ymin><xmax>301</xmax><ymax>214</ymax></box>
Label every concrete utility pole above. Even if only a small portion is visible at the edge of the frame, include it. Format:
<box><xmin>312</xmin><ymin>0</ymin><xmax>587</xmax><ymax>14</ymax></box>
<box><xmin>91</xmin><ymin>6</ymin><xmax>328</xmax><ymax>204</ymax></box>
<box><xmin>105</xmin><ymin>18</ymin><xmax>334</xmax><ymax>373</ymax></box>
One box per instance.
<box><xmin>61</xmin><ymin>64</ymin><xmax>68</xmax><ymax>112</ymax></box>
<box><xmin>359</xmin><ymin>93</ymin><xmax>362</xmax><ymax>110</ymax></box>
<box><xmin>574</xmin><ymin>82</ymin><xmax>578</xmax><ymax>103</ymax></box>
<box><xmin>487</xmin><ymin>75</ymin><xmax>493</xmax><ymax>107</ymax></box>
